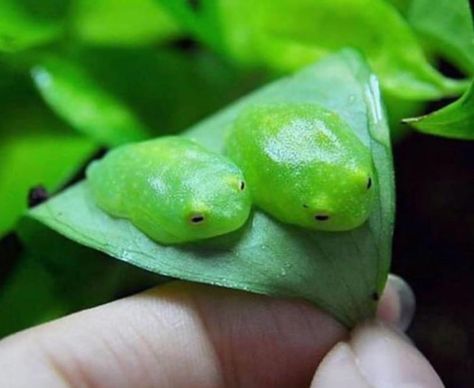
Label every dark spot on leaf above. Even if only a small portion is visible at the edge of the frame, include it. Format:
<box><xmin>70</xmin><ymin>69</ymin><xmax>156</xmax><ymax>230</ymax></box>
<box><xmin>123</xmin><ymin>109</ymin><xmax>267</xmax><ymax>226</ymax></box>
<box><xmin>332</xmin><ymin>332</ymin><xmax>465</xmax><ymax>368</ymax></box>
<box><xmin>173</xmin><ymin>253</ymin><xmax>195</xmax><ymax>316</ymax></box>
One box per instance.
<box><xmin>371</xmin><ymin>292</ymin><xmax>379</xmax><ymax>301</ymax></box>
<box><xmin>240</xmin><ymin>181</ymin><xmax>245</xmax><ymax>191</ymax></box>
<box><xmin>315</xmin><ymin>214</ymin><xmax>330</xmax><ymax>221</ymax></box>
<box><xmin>367</xmin><ymin>177</ymin><xmax>372</xmax><ymax>189</ymax></box>
<box><xmin>303</xmin><ymin>204</ymin><xmax>309</xmax><ymax>208</ymax></box>
<box><xmin>167</xmin><ymin>37</ymin><xmax>199</xmax><ymax>52</ymax></box>
<box><xmin>187</xmin><ymin>0</ymin><xmax>201</xmax><ymax>11</ymax></box>
<box><xmin>190</xmin><ymin>214</ymin><xmax>205</xmax><ymax>224</ymax></box>
<box><xmin>28</xmin><ymin>185</ymin><xmax>48</xmax><ymax>208</ymax></box>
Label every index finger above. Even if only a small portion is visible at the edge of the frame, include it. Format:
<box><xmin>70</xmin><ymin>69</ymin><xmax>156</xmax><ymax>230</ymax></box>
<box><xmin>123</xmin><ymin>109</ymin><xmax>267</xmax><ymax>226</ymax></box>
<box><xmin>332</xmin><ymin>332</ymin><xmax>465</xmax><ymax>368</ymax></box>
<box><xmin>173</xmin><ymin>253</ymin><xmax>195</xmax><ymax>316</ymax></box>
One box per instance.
<box><xmin>0</xmin><ymin>281</ymin><xmax>346</xmax><ymax>388</ymax></box>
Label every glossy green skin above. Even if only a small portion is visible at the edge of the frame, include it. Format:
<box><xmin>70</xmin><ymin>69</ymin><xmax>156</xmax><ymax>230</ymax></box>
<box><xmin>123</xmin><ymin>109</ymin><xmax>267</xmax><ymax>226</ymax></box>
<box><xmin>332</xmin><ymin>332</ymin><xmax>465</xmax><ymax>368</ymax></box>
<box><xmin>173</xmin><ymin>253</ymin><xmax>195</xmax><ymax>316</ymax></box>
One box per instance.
<box><xmin>226</xmin><ymin>104</ymin><xmax>374</xmax><ymax>231</ymax></box>
<box><xmin>87</xmin><ymin>137</ymin><xmax>251</xmax><ymax>244</ymax></box>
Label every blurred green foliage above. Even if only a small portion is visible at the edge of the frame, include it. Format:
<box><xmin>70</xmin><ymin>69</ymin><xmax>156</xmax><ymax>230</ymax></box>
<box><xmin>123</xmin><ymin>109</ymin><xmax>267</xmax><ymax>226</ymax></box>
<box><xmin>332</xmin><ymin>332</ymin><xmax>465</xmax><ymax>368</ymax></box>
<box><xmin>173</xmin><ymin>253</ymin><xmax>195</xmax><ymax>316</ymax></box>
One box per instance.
<box><xmin>0</xmin><ymin>0</ymin><xmax>472</xmax><ymax>337</ymax></box>
<box><xmin>158</xmin><ymin>0</ymin><xmax>468</xmax><ymax>99</ymax></box>
<box><xmin>0</xmin><ymin>0</ymin><xmax>69</xmax><ymax>52</ymax></box>
<box><xmin>408</xmin><ymin>0</ymin><xmax>474</xmax><ymax>75</ymax></box>
<box><xmin>0</xmin><ymin>69</ymin><xmax>97</xmax><ymax>237</ymax></box>
<box><xmin>72</xmin><ymin>0</ymin><xmax>180</xmax><ymax>46</ymax></box>
<box><xmin>32</xmin><ymin>55</ymin><xmax>151</xmax><ymax>146</ymax></box>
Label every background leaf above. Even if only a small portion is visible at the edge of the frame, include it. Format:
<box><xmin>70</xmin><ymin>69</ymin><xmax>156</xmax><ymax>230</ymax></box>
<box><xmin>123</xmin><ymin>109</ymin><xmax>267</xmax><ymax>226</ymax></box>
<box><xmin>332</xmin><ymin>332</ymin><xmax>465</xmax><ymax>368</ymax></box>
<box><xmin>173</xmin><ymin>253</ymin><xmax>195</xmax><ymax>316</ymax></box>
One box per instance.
<box><xmin>158</xmin><ymin>0</ymin><xmax>466</xmax><ymax>100</ymax></box>
<box><xmin>0</xmin><ymin>96</ymin><xmax>96</xmax><ymax>237</ymax></box>
<box><xmin>72</xmin><ymin>0</ymin><xmax>181</xmax><ymax>46</ymax></box>
<box><xmin>31</xmin><ymin>55</ymin><xmax>151</xmax><ymax>147</ymax></box>
<box><xmin>408</xmin><ymin>0</ymin><xmax>474</xmax><ymax>75</ymax></box>
<box><xmin>0</xmin><ymin>0</ymin><xmax>69</xmax><ymax>52</ymax></box>
<box><xmin>26</xmin><ymin>50</ymin><xmax>395</xmax><ymax>328</ymax></box>
<box><xmin>71</xmin><ymin>47</ymin><xmax>265</xmax><ymax>135</ymax></box>
<box><xmin>156</xmin><ymin>0</ymin><xmax>224</xmax><ymax>51</ymax></box>
<box><xmin>385</xmin><ymin>0</ymin><xmax>411</xmax><ymax>14</ymax></box>
<box><xmin>404</xmin><ymin>81</ymin><xmax>474</xmax><ymax>140</ymax></box>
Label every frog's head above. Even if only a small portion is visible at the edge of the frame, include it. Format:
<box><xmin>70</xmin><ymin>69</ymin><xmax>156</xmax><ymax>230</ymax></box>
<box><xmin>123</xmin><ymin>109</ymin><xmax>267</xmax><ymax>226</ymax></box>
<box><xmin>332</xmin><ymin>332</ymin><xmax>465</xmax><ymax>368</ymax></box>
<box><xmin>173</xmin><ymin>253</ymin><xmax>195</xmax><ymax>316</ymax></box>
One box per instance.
<box><xmin>301</xmin><ymin>164</ymin><xmax>375</xmax><ymax>231</ymax></box>
<box><xmin>179</xmin><ymin>161</ymin><xmax>252</xmax><ymax>241</ymax></box>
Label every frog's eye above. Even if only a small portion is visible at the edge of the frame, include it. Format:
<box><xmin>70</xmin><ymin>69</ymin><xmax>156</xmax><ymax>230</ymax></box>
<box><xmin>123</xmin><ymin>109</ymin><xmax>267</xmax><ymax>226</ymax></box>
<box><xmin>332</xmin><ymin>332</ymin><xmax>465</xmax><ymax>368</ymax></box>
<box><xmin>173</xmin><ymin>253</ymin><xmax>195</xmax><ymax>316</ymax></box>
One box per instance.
<box><xmin>239</xmin><ymin>180</ymin><xmax>246</xmax><ymax>191</ymax></box>
<box><xmin>189</xmin><ymin>214</ymin><xmax>205</xmax><ymax>224</ymax></box>
<box><xmin>314</xmin><ymin>214</ymin><xmax>330</xmax><ymax>221</ymax></box>
<box><xmin>366</xmin><ymin>177</ymin><xmax>372</xmax><ymax>190</ymax></box>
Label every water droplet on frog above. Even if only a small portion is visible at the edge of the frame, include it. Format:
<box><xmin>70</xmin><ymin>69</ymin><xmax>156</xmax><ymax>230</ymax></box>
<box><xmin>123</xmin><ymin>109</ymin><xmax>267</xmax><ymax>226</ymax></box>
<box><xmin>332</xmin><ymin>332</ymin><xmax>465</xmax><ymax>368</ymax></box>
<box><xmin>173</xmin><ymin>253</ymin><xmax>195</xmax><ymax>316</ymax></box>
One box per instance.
<box><xmin>280</xmin><ymin>268</ymin><xmax>287</xmax><ymax>277</ymax></box>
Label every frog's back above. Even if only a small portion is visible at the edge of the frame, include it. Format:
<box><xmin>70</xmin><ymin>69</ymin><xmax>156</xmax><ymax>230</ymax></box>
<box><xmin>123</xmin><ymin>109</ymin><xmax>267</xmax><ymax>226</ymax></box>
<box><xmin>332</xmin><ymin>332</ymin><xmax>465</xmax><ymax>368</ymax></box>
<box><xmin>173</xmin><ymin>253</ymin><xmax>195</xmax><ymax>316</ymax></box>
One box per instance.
<box><xmin>226</xmin><ymin>103</ymin><xmax>374</xmax><ymax>231</ymax></box>
<box><xmin>86</xmin><ymin>144</ymin><xmax>136</xmax><ymax>218</ymax></box>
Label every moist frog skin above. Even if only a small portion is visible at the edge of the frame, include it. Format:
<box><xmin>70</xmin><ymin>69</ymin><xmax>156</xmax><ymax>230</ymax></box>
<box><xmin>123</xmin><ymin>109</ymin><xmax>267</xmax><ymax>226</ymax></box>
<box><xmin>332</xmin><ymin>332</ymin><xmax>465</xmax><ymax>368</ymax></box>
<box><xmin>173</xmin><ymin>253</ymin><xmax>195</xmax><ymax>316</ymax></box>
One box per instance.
<box><xmin>226</xmin><ymin>103</ymin><xmax>374</xmax><ymax>231</ymax></box>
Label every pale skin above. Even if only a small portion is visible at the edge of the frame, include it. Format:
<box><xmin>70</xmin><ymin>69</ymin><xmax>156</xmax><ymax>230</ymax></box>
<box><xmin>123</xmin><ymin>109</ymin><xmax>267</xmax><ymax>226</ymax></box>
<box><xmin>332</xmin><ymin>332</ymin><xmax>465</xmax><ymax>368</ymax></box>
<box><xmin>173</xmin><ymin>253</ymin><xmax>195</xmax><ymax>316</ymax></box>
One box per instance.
<box><xmin>0</xmin><ymin>275</ymin><xmax>443</xmax><ymax>388</ymax></box>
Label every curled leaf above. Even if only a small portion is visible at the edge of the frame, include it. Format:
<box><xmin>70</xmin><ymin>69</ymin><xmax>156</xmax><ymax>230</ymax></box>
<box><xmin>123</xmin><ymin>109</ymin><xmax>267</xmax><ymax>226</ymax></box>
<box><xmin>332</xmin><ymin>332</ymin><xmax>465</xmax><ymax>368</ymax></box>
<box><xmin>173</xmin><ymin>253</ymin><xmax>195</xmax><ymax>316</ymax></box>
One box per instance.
<box><xmin>27</xmin><ymin>50</ymin><xmax>395</xmax><ymax>328</ymax></box>
<box><xmin>404</xmin><ymin>81</ymin><xmax>474</xmax><ymax>140</ymax></box>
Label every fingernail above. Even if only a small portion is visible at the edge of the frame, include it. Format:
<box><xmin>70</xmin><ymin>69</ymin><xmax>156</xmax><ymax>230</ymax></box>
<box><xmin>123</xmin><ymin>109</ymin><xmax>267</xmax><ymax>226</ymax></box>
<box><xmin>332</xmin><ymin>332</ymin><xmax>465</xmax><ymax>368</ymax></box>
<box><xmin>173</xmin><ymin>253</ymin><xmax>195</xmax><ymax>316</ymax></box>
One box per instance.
<box><xmin>378</xmin><ymin>274</ymin><xmax>416</xmax><ymax>331</ymax></box>
<box><xmin>350</xmin><ymin>322</ymin><xmax>444</xmax><ymax>388</ymax></box>
<box><xmin>389</xmin><ymin>274</ymin><xmax>416</xmax><ymax>331</ymax></box>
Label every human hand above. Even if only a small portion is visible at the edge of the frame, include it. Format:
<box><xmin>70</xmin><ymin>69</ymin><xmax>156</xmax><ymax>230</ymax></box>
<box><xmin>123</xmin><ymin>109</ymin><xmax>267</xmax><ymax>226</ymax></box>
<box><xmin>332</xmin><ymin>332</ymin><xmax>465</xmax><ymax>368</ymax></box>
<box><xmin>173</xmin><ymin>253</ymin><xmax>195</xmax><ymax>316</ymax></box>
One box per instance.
<box><xmin>0</xmin><ymin>275</ymin><xmax>442</xmax><ymax>387</ymax></box>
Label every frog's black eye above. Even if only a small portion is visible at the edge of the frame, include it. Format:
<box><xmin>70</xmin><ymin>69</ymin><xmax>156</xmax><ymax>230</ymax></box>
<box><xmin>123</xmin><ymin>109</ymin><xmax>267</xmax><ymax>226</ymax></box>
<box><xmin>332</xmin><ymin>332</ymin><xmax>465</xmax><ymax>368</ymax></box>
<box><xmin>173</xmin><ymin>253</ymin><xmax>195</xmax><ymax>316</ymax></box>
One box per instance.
<box><xmin>367</xmin><ymin>177</ymin><xmax>372</xmax><ymax>189</ymax></box>
<box><xmin>190</xmin><ymin>214</ymin><xmax>205</xmax><ymax>224</ymax></box>
<box><xmin>240</xmin><ymin>181</ymin><xmax>246</xmax><ymax>191</ymax></box>
<box><xmin>315</xmin><ymin>214</ymin><xmax>330</xmax><ymax>221</ymax></box>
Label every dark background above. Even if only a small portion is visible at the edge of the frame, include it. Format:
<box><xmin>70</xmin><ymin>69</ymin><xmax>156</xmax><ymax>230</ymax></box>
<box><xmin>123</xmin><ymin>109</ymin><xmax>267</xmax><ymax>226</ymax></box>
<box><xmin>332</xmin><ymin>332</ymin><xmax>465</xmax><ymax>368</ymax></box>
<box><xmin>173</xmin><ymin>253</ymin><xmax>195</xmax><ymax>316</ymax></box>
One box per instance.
<box><xmin>394</xmin><ymin>133</ymin><xmax>474</xmax><ymax>387</ymax></box>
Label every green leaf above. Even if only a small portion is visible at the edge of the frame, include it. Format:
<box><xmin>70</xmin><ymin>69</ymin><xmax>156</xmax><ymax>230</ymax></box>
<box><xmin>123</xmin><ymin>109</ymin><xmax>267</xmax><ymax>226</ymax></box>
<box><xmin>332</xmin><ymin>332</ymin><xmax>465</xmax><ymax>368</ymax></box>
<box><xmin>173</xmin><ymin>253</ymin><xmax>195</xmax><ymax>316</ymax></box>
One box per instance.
<box><xmin>71</xmin><ymin>47</ymin><xmax>264</xmax><ymax>134</ymax></box>
<box><xmin>27</xmin><ymin>50</ymin><xmax>395</xmax><ymax>328</ymax></box>
<box><xmin>72</xmin><ymin>0</ymin><xmax>181</xmax><ymax>46</ymax></box>
<box><xmin>0</xmin><ymin>0</ymin><xmax>69</xmax><ymax>52</ymax></box>
<box><xmin>156</xmin><ymin>0</ymin><xmax>223</xmax><ymax>51</ymax></box>
<box><xmin>159</xmin><ymin>0</ymin><xmax>467</xmax><ymax>100</ymax></box>
<box><xmin>385</xmin><ymin>0</ymin><xmax>411</xmax><ymax>14</ymax></box>
<box><xmin>404</xmin><ymin>81</ymin><xmax>474</xmax><ymax>140</ymax></box>
<box><xmin>408</xmin><ymin>0</ymin><xmax>474</xmax><ymax>75</ymax></box>
<box><xmin>31</xmin><ymin>55</ymin><xmax>151</xmax><ymax>147</ymax></box>
<box><xmin>0</xmin><ymin>103</ymin><xmax>96</xmax><ymax>238</ymax></box>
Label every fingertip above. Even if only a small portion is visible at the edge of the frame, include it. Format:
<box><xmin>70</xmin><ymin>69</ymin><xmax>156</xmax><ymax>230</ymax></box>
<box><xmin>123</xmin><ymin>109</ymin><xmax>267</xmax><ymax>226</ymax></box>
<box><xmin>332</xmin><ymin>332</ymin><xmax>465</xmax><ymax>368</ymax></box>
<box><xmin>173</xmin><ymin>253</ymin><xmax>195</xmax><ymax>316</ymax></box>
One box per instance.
<box><xmin>312</xmin><ymin>322</ymin><xmax>444</xmax><ymax>388</ymax></box>
<box><xmin>351</xmin><ymin>322</ymin><xmax>444</xmax><ymax>387</ymax></box>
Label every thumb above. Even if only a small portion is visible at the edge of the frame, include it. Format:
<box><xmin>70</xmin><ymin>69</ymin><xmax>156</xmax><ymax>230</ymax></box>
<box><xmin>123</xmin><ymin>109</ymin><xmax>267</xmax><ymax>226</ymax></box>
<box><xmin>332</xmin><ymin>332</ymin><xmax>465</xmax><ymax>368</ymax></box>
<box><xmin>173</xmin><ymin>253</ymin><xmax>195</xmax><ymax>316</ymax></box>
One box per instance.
<box><xmin>310</xmin><ymin>322</ymin><xmax>444</xmax><ymax>388</ymax></box>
